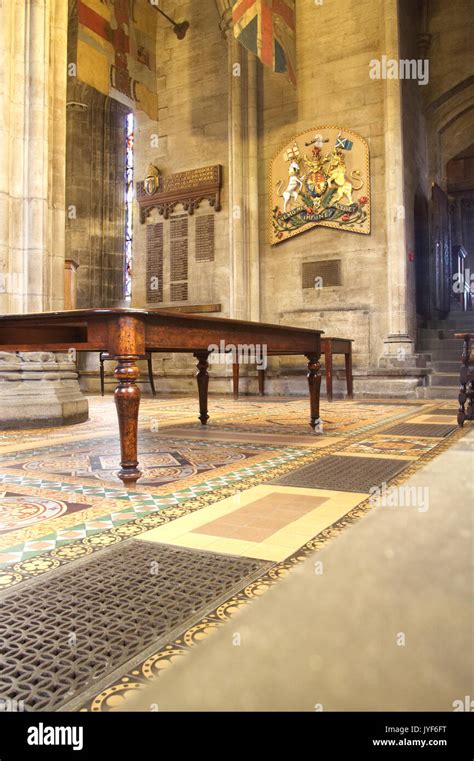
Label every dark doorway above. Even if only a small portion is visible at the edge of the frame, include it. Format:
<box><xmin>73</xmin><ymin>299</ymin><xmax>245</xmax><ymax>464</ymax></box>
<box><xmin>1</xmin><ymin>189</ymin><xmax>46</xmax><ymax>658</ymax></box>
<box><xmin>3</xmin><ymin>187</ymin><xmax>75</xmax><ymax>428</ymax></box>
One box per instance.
<box><xmin>447</xmin><ymin>144</ymin><xmax>474</xmax><ymax>311</ymax></box>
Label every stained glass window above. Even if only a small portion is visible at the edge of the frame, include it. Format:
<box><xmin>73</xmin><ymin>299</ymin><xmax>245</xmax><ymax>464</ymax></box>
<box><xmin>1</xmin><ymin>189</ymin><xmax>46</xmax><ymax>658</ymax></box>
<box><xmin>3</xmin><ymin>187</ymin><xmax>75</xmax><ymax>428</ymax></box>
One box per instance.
<box><xmin>124</xmin><ymin>112</ymin><xmax>134</xmax><ymax>301</ymax></box>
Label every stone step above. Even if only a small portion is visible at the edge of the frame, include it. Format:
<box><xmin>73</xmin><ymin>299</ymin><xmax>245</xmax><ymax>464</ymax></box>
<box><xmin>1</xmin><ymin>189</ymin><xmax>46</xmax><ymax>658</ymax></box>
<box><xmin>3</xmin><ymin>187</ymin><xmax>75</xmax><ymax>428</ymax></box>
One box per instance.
<box><xmin>421</xmin><ymin>349</ymin><xmax>462</xmax><ymax>361</ymax></box>
<box><xmin>433</xmin><ymin>319</ymin><xmax>474</xmax><ymax>330</ymax></box>
<box><xmin>419</xmin><ymin>328</ymin><xmax>472</xmax><ymax>340</ymax></box>
<box><xmin>431</xmin><ymin>360</ymin><xmax>461</xmax><ymax>373</ymax></box>
<box><xmin>417</xmin><ymin>385</ymin><xmax>459</xmax><ymax>400</ymax></box>
<box><xmin>427</xmin><ymin>372</ymin><xmax>459</xmax><ymax>387</ymax></box>
<box><xmin>419</xmin><ymin>338</ymin><xmax>466</xmax><ymax>350</ymax></box>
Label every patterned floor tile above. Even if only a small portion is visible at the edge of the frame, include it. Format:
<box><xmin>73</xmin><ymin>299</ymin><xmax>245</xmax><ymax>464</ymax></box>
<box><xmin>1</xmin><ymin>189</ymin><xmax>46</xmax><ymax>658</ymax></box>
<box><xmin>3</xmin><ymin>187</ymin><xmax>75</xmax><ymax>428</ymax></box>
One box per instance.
<box><xmin>137</xmin><ymin>485</ymin><xmax>367</xmax><ymax>562</ymax></box>
<box><xmin>343</xmin><ymin>436</ymin><xmax>438</xmax><ymax>457</ymax></box>
<box><xmin>0</xmin><ymin>492</ymin><xmax>88</xmax><ymax>534</ymax></box>
<box><xmin>382</xmin><ymin>423</ymin><xmax>457</xmax><ymax>438</ymax></box>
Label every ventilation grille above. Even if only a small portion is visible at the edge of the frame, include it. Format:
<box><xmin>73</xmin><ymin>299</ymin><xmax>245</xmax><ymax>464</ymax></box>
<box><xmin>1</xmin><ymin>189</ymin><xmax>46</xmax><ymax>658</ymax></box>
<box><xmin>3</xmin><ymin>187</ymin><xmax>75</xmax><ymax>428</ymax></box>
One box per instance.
<box><xmin>0</xmin><ymin>541</ymin><xmax>267</xmax><ymax>711</ymax></box>
<box><xmin>302</xmin><ymin>259</ymin><xmax>342</xmax><ymax>289</ymax></box>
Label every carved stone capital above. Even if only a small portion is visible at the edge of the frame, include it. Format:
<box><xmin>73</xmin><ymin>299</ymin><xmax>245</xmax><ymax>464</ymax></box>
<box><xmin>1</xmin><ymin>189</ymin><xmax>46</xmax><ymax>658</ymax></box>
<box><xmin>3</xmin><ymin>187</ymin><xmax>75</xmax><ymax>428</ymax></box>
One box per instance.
<box><xmin>214</xmin><ymin>0</ymin><xmax>233</xmax><ymax>36</ymax></box>
<box><xmin>417</xmin><ymin>32</ymin><xmax>432</xmax><ymax>58</ymax></box>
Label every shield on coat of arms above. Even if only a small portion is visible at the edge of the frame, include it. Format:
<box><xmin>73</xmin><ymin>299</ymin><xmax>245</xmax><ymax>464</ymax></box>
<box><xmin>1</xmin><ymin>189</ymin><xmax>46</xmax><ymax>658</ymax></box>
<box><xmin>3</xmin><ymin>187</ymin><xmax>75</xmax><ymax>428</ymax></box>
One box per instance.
<box><xmin>144</xmin><ymin>164</ymin><xmax>160</xmax><ymax>196</ymax></box>
<box><xmin>306</xmin><ymin>170</ymin><xmax>328</xmax><ymax>198</ymax></box>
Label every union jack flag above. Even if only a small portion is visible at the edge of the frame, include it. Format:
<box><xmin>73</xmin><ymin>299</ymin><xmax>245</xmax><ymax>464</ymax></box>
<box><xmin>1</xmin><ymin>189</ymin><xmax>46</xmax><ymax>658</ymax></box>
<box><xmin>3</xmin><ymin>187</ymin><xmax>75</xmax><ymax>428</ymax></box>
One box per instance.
<box><xmin>232</xmin><ymin>0</ymin><xmax>296</xmax><ymax>86</ymax></box>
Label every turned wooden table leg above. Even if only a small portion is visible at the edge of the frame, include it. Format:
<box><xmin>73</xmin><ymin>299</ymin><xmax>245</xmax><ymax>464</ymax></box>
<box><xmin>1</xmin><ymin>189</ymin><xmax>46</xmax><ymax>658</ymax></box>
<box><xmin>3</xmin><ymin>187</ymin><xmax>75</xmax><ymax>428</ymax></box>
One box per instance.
<box><xmin>114</xmin><ymin>356</ymin><xmax>141</xmax><ymax>486</ymax></box>
<box><xmin>305</xmin><ymin>354</ymin><xmax>322</xmax><ymax>433</ymax></box>
<box><xmin>345</xmin><ymin>348</ymin><xmax>354</xmax><ymax>399</ymax></box>
<box><xmin>457</xmin><ymin>334</ymin><xmax>472</xmax><ymax>427</ymax></box>
<box><xmin>232</xmin><ymin>361</ymin><xmax>239</xmax><ymax>400</ymax></box>
<box><xmin>325</xmin><ymin>346</ymin><xmax>333</xmax><ymax>402</ymax></box>
<box><xmin>258</xmin><ymin>368</ymin><xmax>265</xmax><ymax>396</ymax></box>
<box><xmin>194</xmin><ymin>351</ymin><xmax>210</xmax><ymax>425</ymax></box>
<box><xmin>99</xmin><ymin>352</ymin><xmax>106</xmax><ymax>397</ymax></box>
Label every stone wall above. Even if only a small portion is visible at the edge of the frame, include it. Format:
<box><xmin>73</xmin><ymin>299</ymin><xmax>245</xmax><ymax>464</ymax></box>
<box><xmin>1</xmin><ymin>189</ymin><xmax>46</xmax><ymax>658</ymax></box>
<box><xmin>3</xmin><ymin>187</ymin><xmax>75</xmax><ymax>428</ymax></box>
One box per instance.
<box><xmin>423</xmin><ymin>0</ymin><xmax>474</xmax><ymax>186</ymax></box>
<box><xmin>259</xmin><ymin>0</ymin><xmax>403</xmax><ymax>373</ymax></box>
<box><xmin>118</xmin><ymin>0</ymin><xmax>232</xmax><ymax>396</ymax></box>
<box><xmin>65</xmin><ymin>81</ymin><xmax>129</xmax><ymax>308</ymax></box>
<box><xmin>84</xmin><ymin>0</ymin><xmax>473</xmax><ymax>398</ymax></box>
<box><xmin>132</xmin><ymin>0</ymin><xmax>230</xmax><ymax>313</ymax></box>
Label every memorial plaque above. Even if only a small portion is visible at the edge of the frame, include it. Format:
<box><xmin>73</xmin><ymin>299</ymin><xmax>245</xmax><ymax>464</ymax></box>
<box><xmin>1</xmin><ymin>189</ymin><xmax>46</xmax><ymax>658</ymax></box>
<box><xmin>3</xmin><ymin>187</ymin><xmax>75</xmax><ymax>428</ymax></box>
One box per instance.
<box><xmin>164</xmin><ymin>166</ymin><xmax>220</xmax><ymax>193</ymax></box>
<box><xmin>137</xmin><ymin>165</ymin><xmax>222</xmax><ymax>221</ymax></box>
<box><xmin>170</xmin><ymin>213</ymin><xmax>188</xmax><ymax>302</ymax></box>
<box><xmin>170</xmin><ymin>282</ymin><xmax>188</xmax><ymax>302</ymax></box>
<box><xmin>146</xmin><ymin>223</ymin><xmax>163</xmax><ymax>303</ymax></box>
<box><xmin>170</xmin><ymin>215</ymin><xmax>188</xmax><ymax>239</ymax></box>
<box><xmin>195</xmin><ymin>215</ymin><xmax>215</xmax><ymax>262</ymax></box>
<box><xmin>170</xmin><ymin>239</ymin><xmax>188</xmax><ymax>281</ymax></box>
<box><xmin>302</xmin><ymin>259</ymin><xmax>342</xmax><ymax>289</ymax></box>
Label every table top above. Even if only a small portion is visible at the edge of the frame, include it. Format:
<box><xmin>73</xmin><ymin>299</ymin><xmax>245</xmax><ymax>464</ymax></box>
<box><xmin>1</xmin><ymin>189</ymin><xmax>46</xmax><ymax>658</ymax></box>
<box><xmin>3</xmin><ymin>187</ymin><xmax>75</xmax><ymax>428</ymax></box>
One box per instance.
<box><xmin>0</xmin><ymin>308</ymin><xmax>324</xmax><ymax>336</ymax></box>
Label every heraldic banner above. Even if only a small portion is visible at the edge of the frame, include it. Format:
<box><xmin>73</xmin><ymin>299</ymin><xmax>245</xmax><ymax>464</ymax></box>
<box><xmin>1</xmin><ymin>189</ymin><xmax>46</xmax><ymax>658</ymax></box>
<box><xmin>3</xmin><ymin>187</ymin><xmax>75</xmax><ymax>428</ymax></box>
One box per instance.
<box><xmin>270</xmin><ymin>127</ymin><xmax>371</xmax><ymax>244</ymax></box>
<box><xmin>75</xmin><ymin>0</ymin><xmax>158</xmax><ymax>120</ymax></box>
<box><xmin>232</xmin><ymin>0</ymin><xmax>296</xmax><ymax>86</ymax></box>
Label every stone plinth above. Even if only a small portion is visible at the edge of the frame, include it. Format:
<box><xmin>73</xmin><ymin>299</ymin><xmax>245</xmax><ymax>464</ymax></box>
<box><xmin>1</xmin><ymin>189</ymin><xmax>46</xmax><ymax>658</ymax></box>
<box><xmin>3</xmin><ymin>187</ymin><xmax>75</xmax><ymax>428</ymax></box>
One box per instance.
<box><xmin>0</xmin><ymin>352</ymin><xmax>88</xmax><ymax>429</ymax></box>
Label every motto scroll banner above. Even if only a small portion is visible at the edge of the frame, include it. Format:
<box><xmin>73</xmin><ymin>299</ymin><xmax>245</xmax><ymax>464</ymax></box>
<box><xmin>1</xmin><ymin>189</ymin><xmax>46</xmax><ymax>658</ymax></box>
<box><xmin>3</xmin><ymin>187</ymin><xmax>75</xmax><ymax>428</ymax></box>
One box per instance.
<box><xmin>270</xmin><ymin>127</ymin><xmax>371</xmax><ymax>244</ymax></box>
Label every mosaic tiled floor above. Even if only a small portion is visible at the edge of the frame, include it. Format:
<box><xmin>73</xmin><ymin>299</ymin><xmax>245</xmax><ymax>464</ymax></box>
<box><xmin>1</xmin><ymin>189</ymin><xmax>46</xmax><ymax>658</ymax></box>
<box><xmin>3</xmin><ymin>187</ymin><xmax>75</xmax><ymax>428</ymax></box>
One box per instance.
<box><xmin>0</xmin><ymin>394</ymin><xmax>467</xmax><ymax>712</ymax></box>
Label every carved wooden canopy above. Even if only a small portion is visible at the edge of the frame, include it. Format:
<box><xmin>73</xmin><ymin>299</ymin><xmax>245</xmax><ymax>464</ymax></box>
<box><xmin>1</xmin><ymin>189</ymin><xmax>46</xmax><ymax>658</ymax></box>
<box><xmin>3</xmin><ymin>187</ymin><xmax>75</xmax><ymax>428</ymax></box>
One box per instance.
<box><xmin>137</xmin><ymin>165</ymin><xmax>223</xmax><ymax>222</ymax></box>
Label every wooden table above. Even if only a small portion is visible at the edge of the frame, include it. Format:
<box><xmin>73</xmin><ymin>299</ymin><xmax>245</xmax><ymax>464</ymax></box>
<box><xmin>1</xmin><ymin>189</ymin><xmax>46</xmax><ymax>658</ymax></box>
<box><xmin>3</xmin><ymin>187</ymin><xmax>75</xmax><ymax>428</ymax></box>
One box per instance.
<box><xmin>232</xmin><ymin>336</ymin><xmax>353</xmax><ymax>402</ymax></box>
<box><xmin>456</xmin><ymin>333</ymin><xmax>474</xmax><ymax>427</ymax></box>
<box><xmin>0</xmin><ymin>309</ymin><xmax>323</xmax><ymax>486</ymax></box>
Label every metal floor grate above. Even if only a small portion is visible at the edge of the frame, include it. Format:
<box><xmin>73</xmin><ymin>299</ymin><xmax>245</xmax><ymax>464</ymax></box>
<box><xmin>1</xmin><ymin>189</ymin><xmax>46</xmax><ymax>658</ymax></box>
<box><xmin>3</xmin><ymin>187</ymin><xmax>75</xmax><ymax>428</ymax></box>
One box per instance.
<box><xmin>0</xmin><ymin>541</ymin><xmax>267</xmax><ymax>711</ymax></box>
<box><xmin>271</xmin><ymin>455</ymin><xmax>408</xmax><ymax>492</ymax></box>
<box><xmin>382</xmin><ymin>423</ymin><xmax>456</xmax><ymax>438</ymax></box>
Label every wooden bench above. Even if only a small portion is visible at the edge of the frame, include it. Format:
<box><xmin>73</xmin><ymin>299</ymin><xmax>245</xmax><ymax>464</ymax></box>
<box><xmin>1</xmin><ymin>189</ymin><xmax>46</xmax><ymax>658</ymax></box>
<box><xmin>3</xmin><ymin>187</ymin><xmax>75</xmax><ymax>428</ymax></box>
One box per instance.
<box><xmin>232</xmin><ymin>336</ymin><xmax>354</xmax><ymax>402</ymax></box>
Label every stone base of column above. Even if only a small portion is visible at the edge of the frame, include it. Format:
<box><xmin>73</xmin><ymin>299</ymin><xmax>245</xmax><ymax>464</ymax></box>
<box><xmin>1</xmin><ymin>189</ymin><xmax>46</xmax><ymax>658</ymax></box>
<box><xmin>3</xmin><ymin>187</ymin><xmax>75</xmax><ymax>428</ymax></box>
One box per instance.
<box><xmin>382</xmin><ymin>333</ymin><xmax>414</xmax><ymax>359</ymax></box>
<box><xmin>0</xmin><ymin>352</ymin><xmax>89</xmax><ymax>429</ymax></box>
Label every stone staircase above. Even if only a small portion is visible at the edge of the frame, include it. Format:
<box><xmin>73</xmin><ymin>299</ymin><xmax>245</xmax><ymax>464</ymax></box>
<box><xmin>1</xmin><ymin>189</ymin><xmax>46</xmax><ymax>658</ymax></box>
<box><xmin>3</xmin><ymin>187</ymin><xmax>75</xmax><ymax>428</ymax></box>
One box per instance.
<box><xmin>417</xmin><ymin>311</ymin><xmax>474</xmax><ymax>399</ymax></box>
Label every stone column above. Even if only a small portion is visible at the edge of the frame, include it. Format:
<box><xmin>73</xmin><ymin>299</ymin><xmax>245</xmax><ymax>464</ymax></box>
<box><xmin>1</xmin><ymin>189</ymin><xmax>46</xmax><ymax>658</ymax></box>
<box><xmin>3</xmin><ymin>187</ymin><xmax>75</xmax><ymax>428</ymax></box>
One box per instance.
<box><xmin>215</xmin><ymin>0</ymin><xmax>260</xmax><ymax>322</ymax></box>
<box><xmin>0</xmin><ymin>0</ymin><xmax>87</xmax><ymax>428</ymax></box>
<box><xmin>382</xmin><ymin>0</ymin><xmax>414</xmax><ymax>357</ymax></box>
<box><xmin>64</xmin><ymin>259</ymin><xmax>80</xmax><ymax>310</ymax></box>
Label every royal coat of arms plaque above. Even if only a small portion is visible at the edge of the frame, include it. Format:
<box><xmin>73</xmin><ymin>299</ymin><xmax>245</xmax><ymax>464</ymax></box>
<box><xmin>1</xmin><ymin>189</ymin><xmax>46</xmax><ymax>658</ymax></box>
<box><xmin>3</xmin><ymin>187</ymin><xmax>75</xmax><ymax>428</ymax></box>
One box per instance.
<box><xmin>270</xmin><ymin>127</ymin><xmax>371</xmax><ymax>244</ymax></box>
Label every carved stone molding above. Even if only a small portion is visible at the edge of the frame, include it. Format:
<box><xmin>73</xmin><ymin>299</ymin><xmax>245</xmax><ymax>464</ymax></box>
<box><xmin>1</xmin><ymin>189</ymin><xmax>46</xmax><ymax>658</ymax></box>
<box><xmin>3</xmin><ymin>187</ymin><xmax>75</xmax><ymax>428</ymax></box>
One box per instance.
<box><xmin>214</xmin><ymin>0</ymin><xmax>233</xmax><ymax>35</ymax></box>
<box><xmin>0</xmin><ymin>352</ymin><xmax>88</xmax><ymax>429</ymax></box>
<box><xmin>417</xmin><ymin>32</ymin><xmax>432</xmax><ymax>59</ymax></box>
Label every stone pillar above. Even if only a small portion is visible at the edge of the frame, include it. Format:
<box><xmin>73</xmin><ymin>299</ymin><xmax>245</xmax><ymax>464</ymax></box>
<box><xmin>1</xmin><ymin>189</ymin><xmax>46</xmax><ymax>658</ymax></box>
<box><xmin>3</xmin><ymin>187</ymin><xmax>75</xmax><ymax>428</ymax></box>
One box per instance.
<box><xmin>382</xmin><ymin>0</ymin><xmax>414</xmax><ymax>358</ymax></box>
<box><xmin>215</xmin><ymin>0</ymin><xmax>260</xmax><ymax>321</ymax></box>
<box><xmin>0</xmin><ymin>0</ymin><xmax>88</xmax><ymax>428</ymax></box>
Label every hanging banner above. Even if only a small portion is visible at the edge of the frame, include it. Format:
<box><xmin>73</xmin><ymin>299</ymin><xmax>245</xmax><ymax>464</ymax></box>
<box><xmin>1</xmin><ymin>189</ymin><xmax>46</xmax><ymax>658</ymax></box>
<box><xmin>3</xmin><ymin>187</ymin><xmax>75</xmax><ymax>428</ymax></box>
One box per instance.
<box><xmin>232</xmin><ymin>0</ymin><xmax>296</xmax><ymax>86</ymax></box>
<box><xmin>270</xmin><ymin>127</ymin><xmax>371</xmax><ymax>244</ymax></box>
<box><xmin>75</xmin><ymin>0</ymin><xmax>158</xmax><ymax>119</ymax></box>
